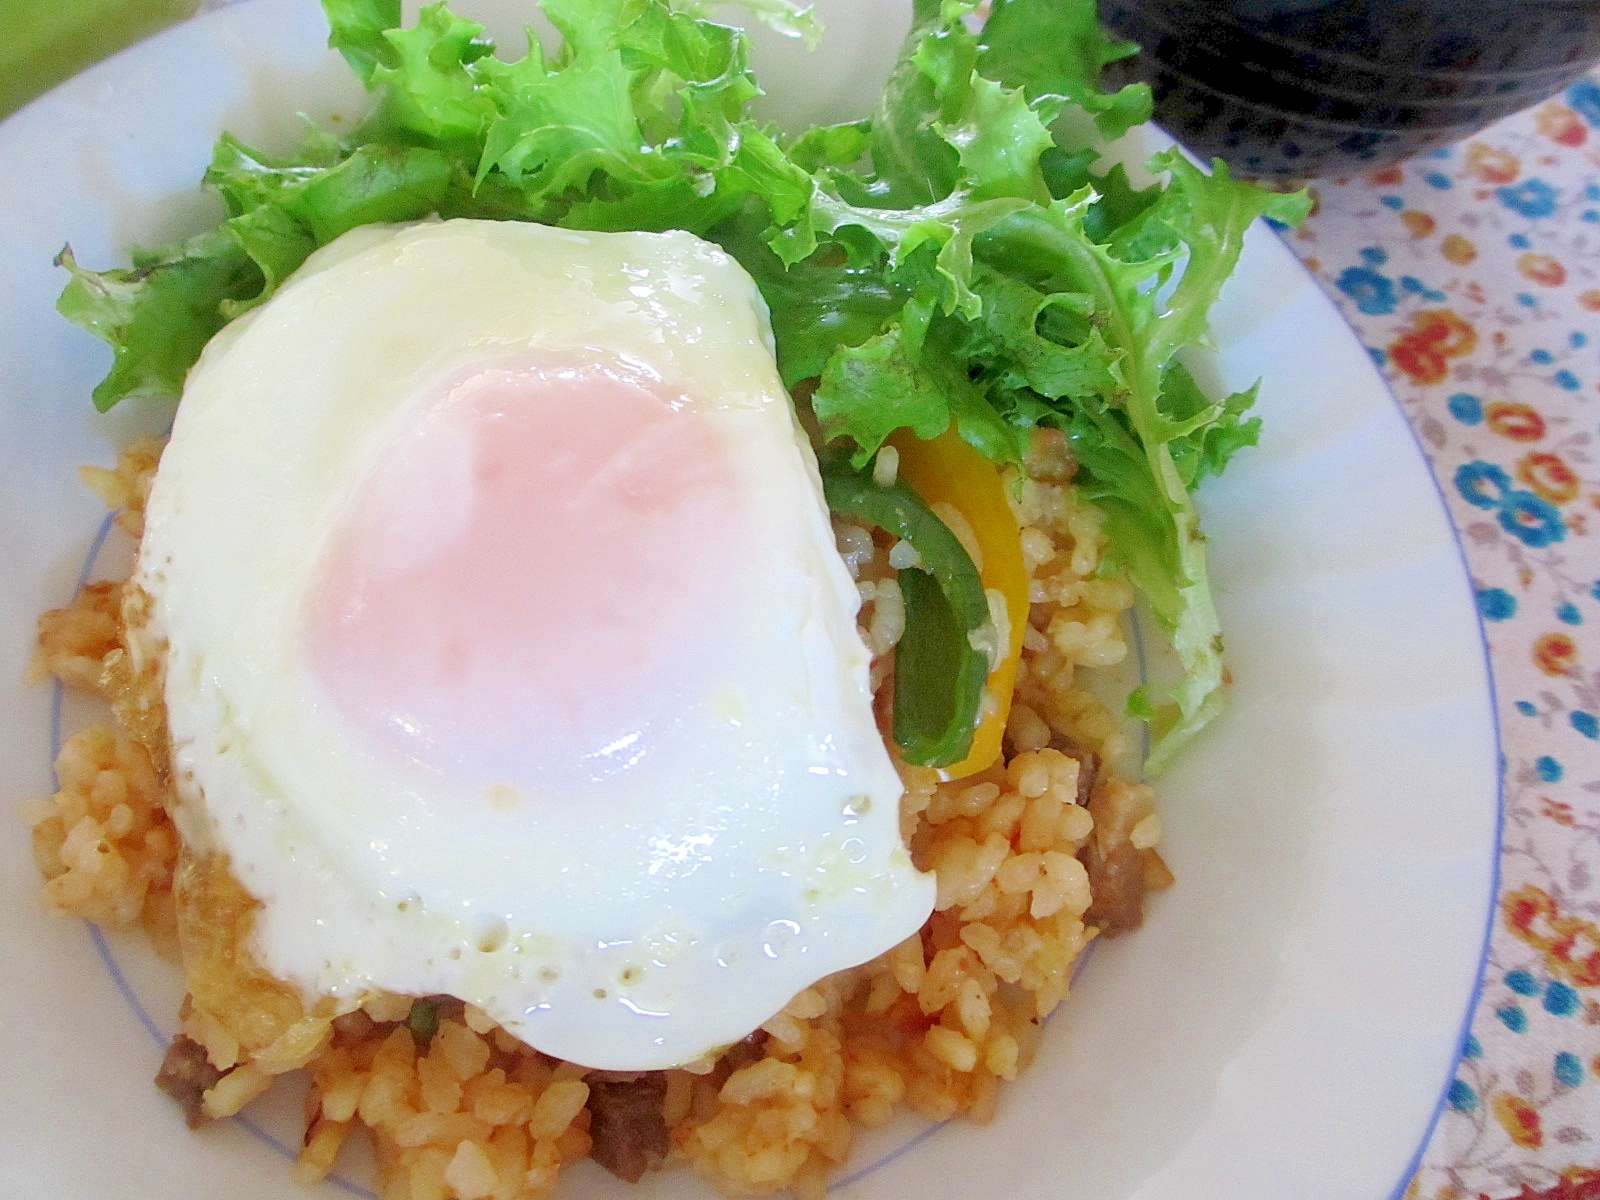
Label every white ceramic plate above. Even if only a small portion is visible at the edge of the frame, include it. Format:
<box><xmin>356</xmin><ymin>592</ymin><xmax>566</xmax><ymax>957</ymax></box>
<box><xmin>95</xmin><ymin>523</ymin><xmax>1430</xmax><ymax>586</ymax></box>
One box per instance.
<box><xmin>0</xmin><ymin>2</ymin><xmax>1500</xmax><ymax>1198</ymax></box>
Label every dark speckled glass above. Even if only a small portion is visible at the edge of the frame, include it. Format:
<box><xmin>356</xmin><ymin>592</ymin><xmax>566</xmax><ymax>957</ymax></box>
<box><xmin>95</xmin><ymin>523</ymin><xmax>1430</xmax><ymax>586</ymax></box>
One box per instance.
<box><xmin>1097</xmin><ymin>0</ymin><xmax>1600</xmax><ymax>176</ymax></box>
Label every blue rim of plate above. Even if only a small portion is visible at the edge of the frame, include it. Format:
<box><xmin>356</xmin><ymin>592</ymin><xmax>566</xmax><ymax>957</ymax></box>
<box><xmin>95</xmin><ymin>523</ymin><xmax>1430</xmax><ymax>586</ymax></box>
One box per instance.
<box><xmin>1341</xmin><ymin>230</ymin><xmax>1505</xmax><ymax>1200</ymax></box>
<box><xmin>1255</xmin><ymin>226</ymin><xmax>1504</xmax><ymax>1200</ymax></box>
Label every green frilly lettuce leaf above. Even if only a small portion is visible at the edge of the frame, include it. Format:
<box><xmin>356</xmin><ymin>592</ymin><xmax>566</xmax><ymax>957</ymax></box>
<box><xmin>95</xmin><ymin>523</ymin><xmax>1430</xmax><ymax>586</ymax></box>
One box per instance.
<box><xmin>55</xmin><ymin>0</ymin><xmax>1309</xmax><ymax>771</ymax></box>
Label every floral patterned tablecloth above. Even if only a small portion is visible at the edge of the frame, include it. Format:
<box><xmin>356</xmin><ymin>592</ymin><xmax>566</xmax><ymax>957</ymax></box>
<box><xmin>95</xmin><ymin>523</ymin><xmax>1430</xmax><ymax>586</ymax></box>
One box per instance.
<box><xmin>1290</xmin><ymin>72</ymin><xmax>1600</xmax><ymax>1200</ymax></box>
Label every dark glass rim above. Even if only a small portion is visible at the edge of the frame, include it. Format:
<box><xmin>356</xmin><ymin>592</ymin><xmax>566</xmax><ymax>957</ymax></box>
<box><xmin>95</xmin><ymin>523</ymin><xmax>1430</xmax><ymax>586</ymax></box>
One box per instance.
<box><xmin>1139</xmin><ymin>55</ymin><xmax>1561</xmax><ymax>135</ymax></box>
<box><xmin>1121</xmin><ymin>1</ymin><xmax>1600</xmax><ymax>83</ymax></box>
<box><xmin>1138</xmin><ymin>51</ymin><xmax>1589</xmax><ymax>114</ymax></box>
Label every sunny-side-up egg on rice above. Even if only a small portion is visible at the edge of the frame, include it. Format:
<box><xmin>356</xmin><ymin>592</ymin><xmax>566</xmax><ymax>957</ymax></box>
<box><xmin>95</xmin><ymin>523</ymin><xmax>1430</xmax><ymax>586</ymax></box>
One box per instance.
<box><xmin>129</xmin><ymin>217</ymin><xmax>936</xmax><ymax>1071</ymax></box>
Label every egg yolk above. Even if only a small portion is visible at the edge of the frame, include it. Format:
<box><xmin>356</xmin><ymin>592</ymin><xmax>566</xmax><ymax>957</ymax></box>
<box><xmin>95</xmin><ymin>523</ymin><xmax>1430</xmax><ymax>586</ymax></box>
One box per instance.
<box><xmin>303</xmin><ymin>360</ymin><xmax>742</xmax><ymax>793</ymax></box>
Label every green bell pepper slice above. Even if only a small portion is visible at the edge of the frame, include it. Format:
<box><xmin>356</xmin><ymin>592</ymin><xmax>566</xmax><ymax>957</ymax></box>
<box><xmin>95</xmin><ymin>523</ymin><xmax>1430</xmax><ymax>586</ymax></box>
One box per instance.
<box><xmin>819</xmin><ymin>452</ymin><xmax>992</xmax><ymax>768</ymax></box>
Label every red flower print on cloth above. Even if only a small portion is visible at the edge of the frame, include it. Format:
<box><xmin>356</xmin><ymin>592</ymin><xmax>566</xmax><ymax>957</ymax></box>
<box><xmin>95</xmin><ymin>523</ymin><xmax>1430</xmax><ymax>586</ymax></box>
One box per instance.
<box><xmin>1532</xmin><ymin>633</ymin><xmax>1578</xmax><ymax>676</ymax></box>
<box><xmin>1487</xmin><ymin>402</ymin><xmax>1547</xmax><ymax>442</ymax></box>
<box><xmin>1534</xmin><ymin>103</ymin><xmax>1589</xmax><ymax>147</ymax></box>
<box><xmin>1493</xmin><ymin>1092</ymin><xmax>1545</xmax><ymax>1149</ymax></box>
<box><xmin>1388</xmin><ymin>309</ymin><xmax>1479</xmax><ymax>384</ymax></box>
<box><xmin>1494</xmin><ymin>1167</ymin><xmax>1600</xmax><ymax>1199</ymax></box>
<box><xmin>1517</xmin><ymin>253</ymin><xmax>1567</xmax><ymax>287</ymax></box>
<box><xmin>1465</xmin><ymin>142</ymin><xmax>1523</xmax><ymax>183</ymax></box>
<box><xmin>1504</xmin><ymin>886</ymin><xmax>1600</xmax><ymax>989</ymax></box>
<box><xmin>1465</xmin><ymin>142</ymin><xmax>1521</xmax><ymax>184</ymax></box>
<box><xmin>1518</xmin><ymin>453</ymin><xmax>1581</xmax><ymax>505</ymax></box>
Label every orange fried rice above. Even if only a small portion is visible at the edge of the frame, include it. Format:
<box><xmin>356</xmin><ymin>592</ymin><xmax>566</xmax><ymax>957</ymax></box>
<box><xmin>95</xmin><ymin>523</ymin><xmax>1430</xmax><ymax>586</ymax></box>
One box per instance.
<box><xmin>27</xmin><ymin>430</ymin><xmax>1169</xmax><ymax>1200</ymax></box>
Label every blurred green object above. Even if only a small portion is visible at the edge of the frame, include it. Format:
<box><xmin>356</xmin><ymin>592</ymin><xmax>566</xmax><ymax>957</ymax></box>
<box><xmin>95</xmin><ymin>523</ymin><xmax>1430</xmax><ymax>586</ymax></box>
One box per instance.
<box><xmin>0</xmin><ymin>0</ymin><xmax>200</xmax><ymax>119</ymax></box>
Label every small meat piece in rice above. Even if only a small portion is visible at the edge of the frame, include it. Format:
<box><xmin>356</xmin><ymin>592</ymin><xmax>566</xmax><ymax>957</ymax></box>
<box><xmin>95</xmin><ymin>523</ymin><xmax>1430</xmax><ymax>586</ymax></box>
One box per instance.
<box><xmin>717</xmin><ymin>1030</ymin><xmax>769</xmax><ymax>1075</ymax></box>
<box><xmin>1080</xmin><ymin>775</ymin><xmax>1159</xmax><ymax>937</ymax></box>
<box><xmin>586</xmin><ymin>1072</ymin><xmax>670</xmax><ymax>1183</ymax></box>
<box><xmin>1081</xmin><ymin>834</ymin><xmax>1144</xmax><ymax>936</ymax></box>
<box><xmin>156</xmin><ymin>1034</ymin><xmax>223</xmax><ymax>1129</ymax></box>
<box><xmin>1059</xmin><ymin>741</ymin><xmax>1097</xmax><ymax>808</ymax></box>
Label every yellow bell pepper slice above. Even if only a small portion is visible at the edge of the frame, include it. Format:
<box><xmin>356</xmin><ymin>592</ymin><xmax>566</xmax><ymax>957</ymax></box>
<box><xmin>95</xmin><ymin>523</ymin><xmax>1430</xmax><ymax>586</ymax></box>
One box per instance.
<box><xmin>888</xmin><ymin>427</ymin><xmax>1029</xmax><ymax>780</ymax></box>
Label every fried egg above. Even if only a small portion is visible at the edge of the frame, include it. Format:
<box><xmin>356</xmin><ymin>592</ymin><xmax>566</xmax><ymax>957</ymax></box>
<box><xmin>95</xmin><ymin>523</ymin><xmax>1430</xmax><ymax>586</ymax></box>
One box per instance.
<box><xmin>133</xmin><ymin>218</ymin><xmax>935</xmax><ymax>1070</ymax></box>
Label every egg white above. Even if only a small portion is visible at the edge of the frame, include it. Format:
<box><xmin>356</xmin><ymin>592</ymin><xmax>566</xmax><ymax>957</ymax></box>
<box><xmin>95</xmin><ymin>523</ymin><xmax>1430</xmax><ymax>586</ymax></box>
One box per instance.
<box><xmin>133</xmin><ymin>218</ymin><xmax>935</xmax><ymax>1069</ymax></box>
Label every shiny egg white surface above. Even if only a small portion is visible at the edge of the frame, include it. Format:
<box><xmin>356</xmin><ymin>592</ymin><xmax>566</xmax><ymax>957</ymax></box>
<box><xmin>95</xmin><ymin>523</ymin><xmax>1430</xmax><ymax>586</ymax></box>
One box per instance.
<box><xmin>133</xmin><ymin>218</ymin><xmax>935</xmax><ymax>1071</ymax></box>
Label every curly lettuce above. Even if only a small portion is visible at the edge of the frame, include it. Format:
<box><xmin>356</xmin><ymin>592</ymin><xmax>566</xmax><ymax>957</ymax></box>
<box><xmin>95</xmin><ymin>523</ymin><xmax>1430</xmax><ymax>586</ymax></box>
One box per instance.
<box><xmin>55</xmin><ymin>0</ymin><xmax>1309</xmax><ymax>771</ymax></box>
